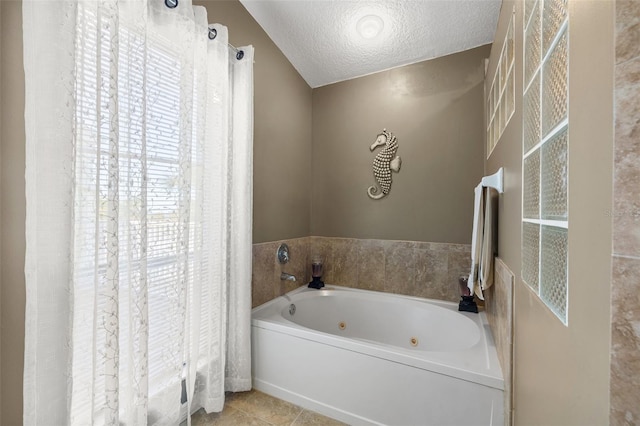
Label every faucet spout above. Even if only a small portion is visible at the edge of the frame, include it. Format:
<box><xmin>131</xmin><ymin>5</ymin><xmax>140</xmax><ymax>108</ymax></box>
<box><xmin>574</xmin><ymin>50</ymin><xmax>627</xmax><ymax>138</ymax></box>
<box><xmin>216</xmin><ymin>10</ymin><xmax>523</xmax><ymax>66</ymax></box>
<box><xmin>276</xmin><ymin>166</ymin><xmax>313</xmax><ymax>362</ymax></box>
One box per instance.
<box><xmin>280</xmin><ymin>272</ymin><xmax>296</xmax><ymax>282</ymax></box>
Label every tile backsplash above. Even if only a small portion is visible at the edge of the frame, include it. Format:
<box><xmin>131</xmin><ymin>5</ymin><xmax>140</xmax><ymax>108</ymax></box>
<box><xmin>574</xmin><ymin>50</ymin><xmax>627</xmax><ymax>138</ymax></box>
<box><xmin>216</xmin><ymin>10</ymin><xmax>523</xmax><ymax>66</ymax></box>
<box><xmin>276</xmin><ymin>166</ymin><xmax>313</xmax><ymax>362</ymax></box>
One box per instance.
<box><xmin>251</xmin><ymin>236</ymin><xmax>471</xmax><ymax>308</ymax></box>
<box><xmin>252</xmin><ymin>237</ymin><xmax>310</xmax><ymax>308</ymax></box>
<box><xmin>486</xmin><ymin>257</ymin><xmax>514</xmax><ymax>426</ymax></box>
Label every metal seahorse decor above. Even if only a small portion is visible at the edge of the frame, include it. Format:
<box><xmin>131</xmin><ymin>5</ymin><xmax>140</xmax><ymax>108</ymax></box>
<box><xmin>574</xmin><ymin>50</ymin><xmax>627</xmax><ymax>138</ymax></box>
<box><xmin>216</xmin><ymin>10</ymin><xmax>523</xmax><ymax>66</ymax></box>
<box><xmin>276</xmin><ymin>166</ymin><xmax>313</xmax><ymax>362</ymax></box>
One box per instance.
<box><xmin>367</xmin><ymin>128</ymin><xmax>402</xmax><ymax>200</ymax></box>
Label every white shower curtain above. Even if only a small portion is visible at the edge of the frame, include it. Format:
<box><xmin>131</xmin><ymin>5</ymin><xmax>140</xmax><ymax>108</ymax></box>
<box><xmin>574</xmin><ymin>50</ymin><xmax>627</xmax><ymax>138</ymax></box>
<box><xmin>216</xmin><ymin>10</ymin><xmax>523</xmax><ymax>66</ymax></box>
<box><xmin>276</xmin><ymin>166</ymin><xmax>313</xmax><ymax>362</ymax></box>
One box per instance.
<box><xmin>22</xmin><ymin>0</ymin><xmax>253</xmax><ymax>424</ymax></box>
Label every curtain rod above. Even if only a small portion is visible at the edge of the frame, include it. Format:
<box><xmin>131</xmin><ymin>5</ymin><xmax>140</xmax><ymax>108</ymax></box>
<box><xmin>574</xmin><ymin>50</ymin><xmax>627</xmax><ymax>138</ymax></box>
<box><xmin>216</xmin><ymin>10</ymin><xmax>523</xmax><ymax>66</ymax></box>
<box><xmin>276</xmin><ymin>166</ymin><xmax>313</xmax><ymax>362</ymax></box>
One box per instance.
<box><xmin>208</xmin><ymin>28</ymin><xmax>245</xmax><ymax>60</ymax></box>
<box><xmin>164</xmin><ymin>0</ymin><xmax>245</xmax><ymax>60</ymax></box>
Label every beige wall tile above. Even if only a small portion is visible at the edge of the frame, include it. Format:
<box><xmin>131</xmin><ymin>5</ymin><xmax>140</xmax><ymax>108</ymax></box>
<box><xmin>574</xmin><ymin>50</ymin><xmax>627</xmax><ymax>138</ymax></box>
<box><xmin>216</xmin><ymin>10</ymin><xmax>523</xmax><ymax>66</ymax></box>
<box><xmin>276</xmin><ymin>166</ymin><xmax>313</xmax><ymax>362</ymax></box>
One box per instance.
<box><xmin>330</xmin><ymin>238</ymin><xmax>359</xmax><ymax>286</ymax></box>
<box><xmin>446</xmin><ymin>249</ymin><xmax>472</xmax><ymax>302</ymax></box>
<box><xmin>251</xmin><ymin>238</ymin><xmax>311</xmax><ymax>306</ymax></box>
<box><xmin>612</xmin><ymin>1</ymin><xmax>640</xmax><ymax>421</ymax></box>
<box><xmin>309</xmin><ymin>236</ymin><xmax>334</xmax><ymax>284</ymax></box>
<box><xmin>610</xmin><ymin>256</ymin><xmax>640</xmax><ymax>425</ymax></box>
<box><xmin>252</xmin><ymin>242</ymin><xmax>278</xmax><ymax>308</ymax></box>
<box><xmin>356</xmin><ymin>239</ymin><xmax>386</xmax><ymax>291</ymax></box>
<box><xmin>281</xmin><ymin>237</ymin><xmax>309</xmax><ymax>293</ymax></box>
<box><xmin>383</xmin><ymin>240</ymin><xmax>418</xmax><ymax>295</ymax></box>
<box><xmin>613</xmin><ymin>57</ymin><xmax>640</xmax><ymax>257</ymax></box>
<box><xmin>486</xmin><ymin>258</ymin><xmax>514</xmax><ymax>426</ymax></box>
<box><xmin>253</xmin><ymin>237</ymin><xmax>472</xmax><ymax>306</ymax></box>
<box><xmin>414</xmin><ymin>248</ymin><xmax>450</xmax><ymax>300</ymax></box>
<box><xmin>615</xmin><ymin>0</ymin><xmax>640</xmax><ymax>65</ymax></box>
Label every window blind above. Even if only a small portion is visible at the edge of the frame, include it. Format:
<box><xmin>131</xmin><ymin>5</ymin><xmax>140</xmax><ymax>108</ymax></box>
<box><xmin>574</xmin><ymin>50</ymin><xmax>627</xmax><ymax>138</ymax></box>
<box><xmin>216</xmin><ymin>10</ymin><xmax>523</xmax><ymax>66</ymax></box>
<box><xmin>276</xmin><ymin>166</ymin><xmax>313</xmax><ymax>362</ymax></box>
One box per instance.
<box><xmin>72</xmin><ymin>6</ymin><xmax>211</xmax><ymax>420</ymax></box>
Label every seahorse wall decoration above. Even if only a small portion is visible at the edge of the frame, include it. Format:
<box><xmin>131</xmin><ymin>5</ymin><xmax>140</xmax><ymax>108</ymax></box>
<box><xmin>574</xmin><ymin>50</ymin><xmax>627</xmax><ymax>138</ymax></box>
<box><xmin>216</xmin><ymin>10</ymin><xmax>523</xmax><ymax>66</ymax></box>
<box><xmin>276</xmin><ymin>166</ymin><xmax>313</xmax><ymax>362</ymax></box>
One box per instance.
<box><xmin>367</xmin><ymin>128</ymin><xmax>402</xmax><ymax>200</ymax></box>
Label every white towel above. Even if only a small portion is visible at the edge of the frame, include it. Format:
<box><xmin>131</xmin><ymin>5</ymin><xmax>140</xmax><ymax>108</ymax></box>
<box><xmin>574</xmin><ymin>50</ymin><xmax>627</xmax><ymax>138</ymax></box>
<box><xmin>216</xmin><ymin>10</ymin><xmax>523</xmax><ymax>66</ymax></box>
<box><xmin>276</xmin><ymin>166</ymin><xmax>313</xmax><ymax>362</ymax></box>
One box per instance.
<box><xmin>468</xmin><ymin>184</ymin><xmax>484</xmax><ymax>298</ymax></box>
<box><xmin>480</xmin><ymin>187</ymin><xmax>497</xmax><ymax>295</ymax></box>
<box><xmin>468</xmin><ymin>186</ymin><xmax>497</xmax><ymax>300</ymax></box>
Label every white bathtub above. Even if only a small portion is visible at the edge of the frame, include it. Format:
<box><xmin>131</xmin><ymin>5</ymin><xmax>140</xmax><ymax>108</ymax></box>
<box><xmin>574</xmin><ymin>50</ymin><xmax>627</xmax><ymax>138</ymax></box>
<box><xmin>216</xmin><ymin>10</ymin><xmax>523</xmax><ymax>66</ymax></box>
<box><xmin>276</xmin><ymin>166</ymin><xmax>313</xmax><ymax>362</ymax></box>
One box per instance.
<box><xmin>251</xmin><ymin>285</ymin><xmax>504</xmax><ymax>426</ymax></box>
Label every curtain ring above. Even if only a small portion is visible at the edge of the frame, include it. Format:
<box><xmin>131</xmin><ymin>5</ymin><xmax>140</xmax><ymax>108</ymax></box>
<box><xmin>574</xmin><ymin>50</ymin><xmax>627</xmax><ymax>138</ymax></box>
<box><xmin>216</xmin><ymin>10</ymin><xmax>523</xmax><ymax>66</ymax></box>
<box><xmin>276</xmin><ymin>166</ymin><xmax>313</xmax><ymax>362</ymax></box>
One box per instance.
<box><xmin>164</xmin><ymin>0</ymin><xmax>178</xmax><ymax>8</ymax></box>
<box><xmin>208</xmin><ymin>27</ymin><xmax>217</xmax><ymax>40</ymax></box>
<box><xmin>236</xmin><ymin>50</ymin><xmax>244</xmax><ymax>60</ymax></box>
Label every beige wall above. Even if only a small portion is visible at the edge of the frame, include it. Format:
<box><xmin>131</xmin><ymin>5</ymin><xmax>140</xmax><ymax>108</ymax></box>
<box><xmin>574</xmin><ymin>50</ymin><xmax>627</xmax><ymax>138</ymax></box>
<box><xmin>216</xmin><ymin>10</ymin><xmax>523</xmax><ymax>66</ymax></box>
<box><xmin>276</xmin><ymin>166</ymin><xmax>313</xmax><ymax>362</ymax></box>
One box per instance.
<box><xmin>610</xmin><ymin>0</ymin><xmax>640</xmax><ymax>422</ymax></box>
<box><xmin>311</xmin><ymin>46</ymin><xmax>489</xmax><ymax>244</ymax></box>
<box><xmin>0</xmin><ymin>0</ymin><xmax>3</xmax><ymax>415</ymax></box>
<box><xmin>1</xmin><ymin>1</ymin><xmax>26</xmax><ymax>424</ymax></box>
<box><xmin>486</xmin><ymin>1</ymin><xmax>614</xmax><ymax>424</ymax></box>
<box><xmin>194</xmin><ymin>0</ymin><xmax>313</xmax><ymax>244</ymax></box>
<box><xmin>0</xmin><ymin>0</ymin><xmax>3</xmax><ymax>412</ymax></box>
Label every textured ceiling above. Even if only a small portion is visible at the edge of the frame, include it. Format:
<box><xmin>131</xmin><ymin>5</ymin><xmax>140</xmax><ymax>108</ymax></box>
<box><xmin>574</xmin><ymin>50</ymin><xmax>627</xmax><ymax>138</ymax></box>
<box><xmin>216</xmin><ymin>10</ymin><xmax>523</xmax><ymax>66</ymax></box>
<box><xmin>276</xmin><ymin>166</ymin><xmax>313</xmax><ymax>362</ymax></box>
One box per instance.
<box><xmin>239</xmin><ymin>0</ymin><xmax>501</xmax><ymax>88</ymax></box>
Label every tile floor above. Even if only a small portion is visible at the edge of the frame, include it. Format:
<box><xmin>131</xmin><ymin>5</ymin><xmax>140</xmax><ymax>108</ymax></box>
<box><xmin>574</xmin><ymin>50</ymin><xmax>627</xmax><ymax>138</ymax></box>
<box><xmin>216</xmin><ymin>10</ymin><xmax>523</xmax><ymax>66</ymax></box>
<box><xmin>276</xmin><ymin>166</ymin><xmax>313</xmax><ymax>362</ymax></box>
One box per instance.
<box><xmin>188</xmin><ymin>389</ymin><xmax>348</xmax><ymax>426</ymax></box>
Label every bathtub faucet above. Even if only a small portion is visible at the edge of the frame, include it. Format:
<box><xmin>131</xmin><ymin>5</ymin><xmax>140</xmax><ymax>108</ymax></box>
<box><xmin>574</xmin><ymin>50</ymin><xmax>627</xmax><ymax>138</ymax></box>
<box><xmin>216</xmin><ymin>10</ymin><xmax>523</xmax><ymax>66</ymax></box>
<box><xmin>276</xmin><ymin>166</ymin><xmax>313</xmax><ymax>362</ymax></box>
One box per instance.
<box><xmin>280</xmin><ymin>272</ymin><xmax>296</xmax><ymax>282</ymax></box>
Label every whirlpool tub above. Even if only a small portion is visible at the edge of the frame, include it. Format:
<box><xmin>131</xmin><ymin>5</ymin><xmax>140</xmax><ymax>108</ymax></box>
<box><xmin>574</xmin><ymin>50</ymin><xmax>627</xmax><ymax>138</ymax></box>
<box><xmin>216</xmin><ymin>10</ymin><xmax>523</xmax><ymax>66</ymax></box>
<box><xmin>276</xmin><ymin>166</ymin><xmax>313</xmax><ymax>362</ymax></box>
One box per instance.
<box><xmin>251</xmin><ymin>285</ymin><xmax>504</xmax><ymax>426</ymax></box>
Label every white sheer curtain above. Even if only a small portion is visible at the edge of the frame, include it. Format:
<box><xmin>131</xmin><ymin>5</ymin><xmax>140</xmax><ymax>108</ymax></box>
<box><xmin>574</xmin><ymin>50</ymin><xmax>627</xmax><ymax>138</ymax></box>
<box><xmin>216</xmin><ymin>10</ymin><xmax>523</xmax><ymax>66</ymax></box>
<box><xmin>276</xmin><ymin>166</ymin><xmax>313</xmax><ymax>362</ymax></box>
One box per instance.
<box><xmin>22</xmin><ymin>0</ymin><xmax>253</xmax><ymax>424</ymax></box>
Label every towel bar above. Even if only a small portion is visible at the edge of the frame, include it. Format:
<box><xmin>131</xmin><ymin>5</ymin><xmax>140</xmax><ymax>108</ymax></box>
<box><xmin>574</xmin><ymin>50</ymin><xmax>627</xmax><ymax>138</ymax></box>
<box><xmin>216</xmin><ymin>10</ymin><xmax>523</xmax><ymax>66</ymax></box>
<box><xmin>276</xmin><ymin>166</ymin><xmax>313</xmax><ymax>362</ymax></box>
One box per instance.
<box><xmin>481</xmin><ymin>168</ymin><xmax>504</xmax><ymax>194</ymax></box>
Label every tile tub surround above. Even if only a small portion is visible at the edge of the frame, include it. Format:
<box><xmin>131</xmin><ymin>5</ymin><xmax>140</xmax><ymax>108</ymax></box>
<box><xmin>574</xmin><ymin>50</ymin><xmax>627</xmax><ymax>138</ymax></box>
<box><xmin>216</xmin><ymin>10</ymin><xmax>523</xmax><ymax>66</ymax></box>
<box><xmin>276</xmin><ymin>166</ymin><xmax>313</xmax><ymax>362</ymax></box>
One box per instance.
<box><xmin>251</xmin><ymin>236</ymin><xmax>472</xmax><ymax>308</ymax></box>
<box><xmin>252</xmin><ymin>238</ymin><xmax>311</xmax><ymax>308</ymax></box>
<box><xmin>611</xmin><ymin>0</ymin><xmax>640</xmax><ymax>423</ymax></box>
<box><xmin>310</xmin><ymin>237</ymin><xmax>471</xmax><ymax>302</ymax></box>
<box><xmin>188</xmin><ymin>389</ymin><xmax>346</xmax><ymax>425</ymax></box>
<box><xmin>485</xmin><ymin>257</ymin><xmax>514</xmax><ymax>426</ymax></box>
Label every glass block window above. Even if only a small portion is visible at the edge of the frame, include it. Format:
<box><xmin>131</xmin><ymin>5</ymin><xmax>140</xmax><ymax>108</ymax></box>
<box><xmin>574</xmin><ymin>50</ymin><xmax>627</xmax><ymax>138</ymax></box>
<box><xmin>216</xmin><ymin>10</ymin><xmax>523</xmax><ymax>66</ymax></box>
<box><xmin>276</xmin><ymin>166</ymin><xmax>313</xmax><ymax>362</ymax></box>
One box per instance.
<box><xmin>522</xmin><ymin>0</ymin><xmax>569</xmax><ymax>324</ymax></box>
<box><xmin>487</xmin><ymin>10</ymin><xmax>515</xmax><ymax>158</ymax></box>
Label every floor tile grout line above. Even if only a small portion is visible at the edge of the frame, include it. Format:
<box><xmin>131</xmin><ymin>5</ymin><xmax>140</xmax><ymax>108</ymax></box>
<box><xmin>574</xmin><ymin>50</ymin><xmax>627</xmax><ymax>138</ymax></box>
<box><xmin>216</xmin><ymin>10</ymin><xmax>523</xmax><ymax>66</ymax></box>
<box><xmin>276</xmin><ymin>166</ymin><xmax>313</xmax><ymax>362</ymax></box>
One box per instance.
<box><xmin>290</xmin><ymin>408</ymin><xmax>304</xmax><ymax>426</ymax></box>
<box><xmin>232</xmin><ymin>404</ymin><xmax>278</xmax><ymax>426</ymax></box>
<box><xmin>225</xmin><ymin>389</ymin><xmax>343</xmax><ymax>425</ymax></box>
<box><xmin>612</xmin><ymin>253</ymin><xmax>640</xmax><ymax>260</ymax></box>
<box><xmin>229</xmin><ymin>390</ymin><xmax>305</xmax><ymax>426</ymax></box>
